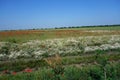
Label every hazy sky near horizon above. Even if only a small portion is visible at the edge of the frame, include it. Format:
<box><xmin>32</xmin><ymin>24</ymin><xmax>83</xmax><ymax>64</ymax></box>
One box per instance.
<box><xmin>0</xmin><ymin>0</ymin><xmax>120</xmax><ymax>30</ymax></box>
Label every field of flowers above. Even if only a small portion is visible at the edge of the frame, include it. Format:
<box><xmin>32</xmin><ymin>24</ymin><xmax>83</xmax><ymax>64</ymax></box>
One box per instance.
<box><xmin>0</xmin><ymin>35</ymin><xmax>120</xmax><ymax>60</ymax></box>
<box><xmin>0</xmin><ymin>27</ymin><xmax>120</xmax><ymax>80</ymax></box>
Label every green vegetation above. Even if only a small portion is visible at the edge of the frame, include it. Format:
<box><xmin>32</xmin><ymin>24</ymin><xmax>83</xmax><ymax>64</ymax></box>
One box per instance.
<box><xmin>0</xmin><ymin>49</ymin><xmax>119</xmax><ymax>73</ymax></box>
<box><xmin>0</xmin><ymin>26</ymin><xmax>120</xmax><ymax>80</ymax></box>
<box><xmin>0</xmin><ymin>26</ymin><xmax>120</xmax><ymax>43</ymax></box>
<box><xmin>0</xmin><ymin>60</ymin><xmax>120</xmax><ymax>80</ymax></box>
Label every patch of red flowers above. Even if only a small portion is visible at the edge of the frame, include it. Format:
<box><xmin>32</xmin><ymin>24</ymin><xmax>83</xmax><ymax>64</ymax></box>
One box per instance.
<box><xmin>2</xmin><ymin>70</ymin><xmax>17</xmax><ymax>75</ymax></box>
<box><xmin>24</xmin><ymin>68</ymin><xmax>33</xmax><ymax>73</ymax></box>
<box><xmin>11</xmin><ymin>72</ymin><xmax>17</xmax><ymax>75</ymax></box>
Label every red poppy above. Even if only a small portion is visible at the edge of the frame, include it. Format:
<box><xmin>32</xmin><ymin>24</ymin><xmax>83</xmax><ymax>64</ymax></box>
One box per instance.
<box><xmin>24</xmin><ymin>68</ymin><xmax>32</xmax><ymax>73</ymax></box>
<box><xmin>12</xmin><ymin>72</ymin><xmax>17</xmax><ymax>75</ymax></box>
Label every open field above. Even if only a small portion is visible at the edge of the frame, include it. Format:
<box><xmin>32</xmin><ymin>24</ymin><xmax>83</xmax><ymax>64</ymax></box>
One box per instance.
<box><xmin>0</xmin><ymin>26</ymin><xmax>120</xmax><ymax>80</ymax></box>
<box><xmin>0</xmin><ymin>26</ymin><xmax>120</xmax><ymax>43</ymax></box>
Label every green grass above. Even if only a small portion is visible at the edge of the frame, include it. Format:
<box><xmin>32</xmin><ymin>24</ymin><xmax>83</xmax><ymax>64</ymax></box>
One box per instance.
<box><xmin>0</xmin><ymin>49</ymin><xmax>119</xmax><ymax>72</ymax></box>
<box><xmin>0</xmin><ymin>26</ymin><xmax>120</xmax><ymax>80</ymax></box>
<box><xmin>0</xmin><ymin>26</ymin><xmax>120</xmax><ymax>43</ymax></box>
<box><xmin>0</xmin><ymin>62</ymin><xmax>120</xmax><ymax>80</ymax></box>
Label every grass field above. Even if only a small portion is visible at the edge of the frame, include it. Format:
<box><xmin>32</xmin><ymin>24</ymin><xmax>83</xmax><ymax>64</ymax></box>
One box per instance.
<box><xmin>0</xmin><ymin>26</ymin><xmax>120</xmax><ymax>80</ymax></box>
<box><xmin>0</xmin><ymin>26</ymin><xmax>120</xmax><ymax>43</ymax></box>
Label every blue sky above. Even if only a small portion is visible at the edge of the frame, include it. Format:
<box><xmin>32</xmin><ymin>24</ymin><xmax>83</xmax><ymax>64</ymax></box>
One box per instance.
<box><xmin>0</xmin><ymin>0</ymin><xmax>120</xmax><ymax>30</ymax></box>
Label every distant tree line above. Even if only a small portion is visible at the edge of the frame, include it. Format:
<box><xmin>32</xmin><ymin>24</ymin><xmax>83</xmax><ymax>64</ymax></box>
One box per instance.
<box><xmin>1</xmin><ymin>24</ymin><xmax>120</xmax><ymax>31</ymax></box>
<box><xmin>54</xmin><ymin>24</ymin><xmax>120</xmax><ymax>29</ymax></box>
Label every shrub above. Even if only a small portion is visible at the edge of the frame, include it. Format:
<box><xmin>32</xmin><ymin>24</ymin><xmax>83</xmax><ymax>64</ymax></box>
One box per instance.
<box><xmin>0</xmin><ymin>43</ymin><xmax>11</xmax><ymax>55</ymax></box>
<box><xmin>8</xmin><ymin>38</ymin><xmax>17</xmax><ymax>43</ymax></box>
<box><xmin>88</xmin><ymin>66</ymin><xmax>103</xmax><ymax>80</ymax></box>
<box><xmin>62</xmin><ymin>66</ymin><xmax>86</xmax><ymax>80</ymax></box>
<box><xmin>44</xmin><ymin>54</ymin><xmax>64</xmax><ymax>80</ymax></box>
